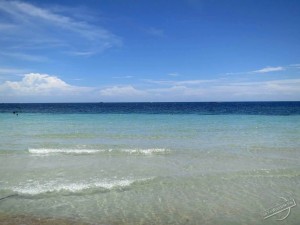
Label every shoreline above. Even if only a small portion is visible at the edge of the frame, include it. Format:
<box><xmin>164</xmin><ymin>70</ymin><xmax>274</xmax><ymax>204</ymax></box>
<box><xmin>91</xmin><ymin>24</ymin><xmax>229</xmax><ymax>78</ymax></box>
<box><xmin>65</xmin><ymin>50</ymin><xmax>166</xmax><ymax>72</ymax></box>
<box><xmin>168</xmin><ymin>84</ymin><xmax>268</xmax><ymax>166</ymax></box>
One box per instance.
<box><xmin>0</xmin><ymin>212</ymin><xmax>92</xmax><ymax>225</ymax></box>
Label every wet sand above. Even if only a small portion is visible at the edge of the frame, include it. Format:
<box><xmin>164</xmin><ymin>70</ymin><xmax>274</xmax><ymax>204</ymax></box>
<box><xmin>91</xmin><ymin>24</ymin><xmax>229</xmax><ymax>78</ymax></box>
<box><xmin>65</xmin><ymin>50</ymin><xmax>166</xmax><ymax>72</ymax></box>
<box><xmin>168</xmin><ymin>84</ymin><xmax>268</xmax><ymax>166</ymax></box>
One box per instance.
<box><xmin>0</xmin><ymin>213</ymin><xmax>92</xmax><ymax>225</ymax></box>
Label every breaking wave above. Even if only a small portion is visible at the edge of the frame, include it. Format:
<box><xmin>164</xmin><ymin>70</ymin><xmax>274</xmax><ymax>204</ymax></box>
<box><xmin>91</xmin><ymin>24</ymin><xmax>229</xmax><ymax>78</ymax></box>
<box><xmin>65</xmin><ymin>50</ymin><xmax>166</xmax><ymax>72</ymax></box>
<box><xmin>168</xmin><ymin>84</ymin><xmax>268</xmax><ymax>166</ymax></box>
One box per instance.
<box><xmin>28</xmin><ymin>148</ymin><xmax>169</xmax><ymax>155</ymax></box>
<box><xmin>12</xmin><ymin>177</ymin><xmax>154</xmax><ymax>195</ymax></box>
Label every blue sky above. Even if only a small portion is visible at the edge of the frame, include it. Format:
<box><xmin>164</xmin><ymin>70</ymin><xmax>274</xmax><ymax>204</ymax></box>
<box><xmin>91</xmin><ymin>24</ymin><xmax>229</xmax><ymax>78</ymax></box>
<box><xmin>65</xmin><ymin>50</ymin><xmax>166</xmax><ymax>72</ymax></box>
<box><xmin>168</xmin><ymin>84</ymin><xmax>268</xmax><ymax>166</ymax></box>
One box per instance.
<box><xmin>0</xmin><ymin>0</ymin><xmax>300</xmax><ymax>102</ymax></box>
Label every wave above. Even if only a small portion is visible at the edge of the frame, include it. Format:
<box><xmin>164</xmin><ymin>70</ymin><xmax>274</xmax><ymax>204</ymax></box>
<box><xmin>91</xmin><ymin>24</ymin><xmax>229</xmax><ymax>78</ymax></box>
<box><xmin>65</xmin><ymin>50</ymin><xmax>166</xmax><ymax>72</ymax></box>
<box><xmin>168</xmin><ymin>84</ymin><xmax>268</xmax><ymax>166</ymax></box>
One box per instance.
<box><xmin>28</xmin><ymin>148</ymin><xmax>105</xmax><ymax>154</ymax></box>
<box><xmin>121</xmin><ymin>148</ymin><xmax>169</xmax><ymax>155</ymax></box>
<box><xmin>28</xmin><ymin>148</ymin><xmax>169</xmax><ymax>155</ymax></box>
<box><xmin>12</xmin><ymin>177</ymin><xmax>153</xmax><ymax>195</ymax></box>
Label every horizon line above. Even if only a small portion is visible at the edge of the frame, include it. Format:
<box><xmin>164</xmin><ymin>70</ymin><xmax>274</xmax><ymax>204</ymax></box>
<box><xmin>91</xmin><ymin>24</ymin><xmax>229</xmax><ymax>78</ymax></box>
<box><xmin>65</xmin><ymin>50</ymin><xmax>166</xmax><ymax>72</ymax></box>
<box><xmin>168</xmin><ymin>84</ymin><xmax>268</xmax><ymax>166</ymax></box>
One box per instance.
<box><xmin>1</xmin><ymin>100</ymin><xmax>300</xmax><ymax>104</ymax></box>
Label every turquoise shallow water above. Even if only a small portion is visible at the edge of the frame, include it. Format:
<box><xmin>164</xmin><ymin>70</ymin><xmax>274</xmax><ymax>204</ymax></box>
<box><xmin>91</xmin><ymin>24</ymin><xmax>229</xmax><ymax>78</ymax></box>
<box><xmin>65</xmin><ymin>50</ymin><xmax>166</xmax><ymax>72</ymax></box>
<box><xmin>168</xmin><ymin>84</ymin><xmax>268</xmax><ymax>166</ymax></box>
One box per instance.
<box><xmin>0</xmin><ymin>111</ymin><xmax>300</xmax><ymax>224</ymax></box>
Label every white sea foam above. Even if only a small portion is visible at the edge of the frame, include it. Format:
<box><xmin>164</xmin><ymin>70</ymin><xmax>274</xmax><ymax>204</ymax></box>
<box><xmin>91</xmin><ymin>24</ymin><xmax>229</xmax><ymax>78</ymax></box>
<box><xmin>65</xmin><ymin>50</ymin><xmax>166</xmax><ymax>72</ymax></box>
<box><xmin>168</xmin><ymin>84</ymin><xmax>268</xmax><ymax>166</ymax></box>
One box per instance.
<box><xmin>28</xmin><ymin>148</ymin><xmax>105</xmax><ymax>154</ymax></box>
<box><xmin>12</xmin><ymin>178</ymin><xmax>152</xmax><ymax>195</ymax></box>
<box><xmin>28</xmin><ymin>148</ymin><xmax>169</xmax><ymax>155</ymax></box>
<box><xmin>121</xmin><ymin>148</ymin><xmax>169</xmax><ymax>155</ymax></box>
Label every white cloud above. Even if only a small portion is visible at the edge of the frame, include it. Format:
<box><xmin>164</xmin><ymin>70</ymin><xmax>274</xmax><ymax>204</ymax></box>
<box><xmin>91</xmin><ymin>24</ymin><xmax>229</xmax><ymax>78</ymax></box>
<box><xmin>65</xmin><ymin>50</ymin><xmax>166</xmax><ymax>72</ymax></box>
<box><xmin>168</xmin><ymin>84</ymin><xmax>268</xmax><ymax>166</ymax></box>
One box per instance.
<box><xmin>112</xmin><ymin>76</ymin><xmax>134</xmax><ymax>79</ymax></box>
<box><xmin>289</xmin><ymin>64</ymin><xmax>300</xmax><ymax>69</ymax></box>
<box><xmin>153</xmin><ymin>79</ymin><xmax>300</xmax><ymax>101</ymax></box>
<box><xmin>226</xmin><ymin>66</ymin><xmax>286</xmax><ymax>75</ymax></box>
<box><xmin>0</xmin><ymin>67</ymin><xmax>27</xmax><ymax>75</ymax></box>
<box><xmin>1</xmin><ymin>52</ymin><xmax>48</xmax><ymax>62</ymax></box>
<box><xmin>0</xmin><ymin>73</ymin><xmax>90</xmax><ymax>97</ymax></box>
<box><xmin>210</xmin><ymin>79</ymin><xmax>300</xmax><ymax>100</ymax></box>
<box><xmin>252</xmin><ymin>66</ymin><xmax>284</xmax><ymax>73</ymax></box>
<box><xmin>148</xmin><ymin>85</ymin><xmax>206</xmax><ymax>98</ymax></box>
<box><xmin>1</xmin><ymin>73</ymin><xmax>299</xmax><ymax>102</ymax></box>
<box><xmin>144</xmin><ymin>79</ymin><xmax>217</xmax><ymax>85</ymax></box>
<box><xmin>11</xmin><ymin>1</ymin><xmax>108</xmax><ymax>40</ymax></box>
<box><xmin>98</xmin><ymin>78</ymin><xmax>300</xmax><ymax>101</ymax></box>
<box><xmin>0</xmin><ymin>1</ymin><xmax>121</xmax><ymax>57</ymax></box>
<box><xmin>99</xmin><ymin>86</ymin><xmax>145</xmax><ymax>97</ymax></box>
<box><xmin>176</xmin><ymin>79</ymin><xmax>218</xmax><ymax>85</ymax></box>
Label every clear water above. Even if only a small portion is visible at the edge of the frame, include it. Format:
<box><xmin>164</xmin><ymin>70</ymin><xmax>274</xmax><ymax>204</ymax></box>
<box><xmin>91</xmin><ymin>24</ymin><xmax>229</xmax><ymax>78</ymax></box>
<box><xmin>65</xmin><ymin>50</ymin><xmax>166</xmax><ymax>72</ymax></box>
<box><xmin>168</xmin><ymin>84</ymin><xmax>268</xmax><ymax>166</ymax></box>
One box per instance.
<box><xmin>0</xmin><ymin>103</ymin><xmax>299</xmax><ymax>224</ymax></box>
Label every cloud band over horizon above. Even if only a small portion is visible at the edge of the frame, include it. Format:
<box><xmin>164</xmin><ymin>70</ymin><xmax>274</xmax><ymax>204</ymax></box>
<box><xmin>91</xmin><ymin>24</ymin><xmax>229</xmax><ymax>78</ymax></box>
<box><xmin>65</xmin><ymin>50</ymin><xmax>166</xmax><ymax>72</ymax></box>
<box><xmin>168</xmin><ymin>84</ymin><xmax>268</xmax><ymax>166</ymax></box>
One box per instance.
<box><xmin>1</xmin><ymin>71</ymin><xmax>299</xmax><ymax>102</ymax></box>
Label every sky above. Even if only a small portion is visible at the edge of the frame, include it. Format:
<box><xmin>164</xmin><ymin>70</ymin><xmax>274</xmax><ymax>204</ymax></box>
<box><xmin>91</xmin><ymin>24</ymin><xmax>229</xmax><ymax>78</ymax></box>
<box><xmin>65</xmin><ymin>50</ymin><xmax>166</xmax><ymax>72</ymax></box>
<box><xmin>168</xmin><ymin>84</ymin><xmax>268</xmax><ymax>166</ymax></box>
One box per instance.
<box><xmin>0</xmin><ymin>0</ymin><xmax>300</xmax><ymax>102</ymax></box>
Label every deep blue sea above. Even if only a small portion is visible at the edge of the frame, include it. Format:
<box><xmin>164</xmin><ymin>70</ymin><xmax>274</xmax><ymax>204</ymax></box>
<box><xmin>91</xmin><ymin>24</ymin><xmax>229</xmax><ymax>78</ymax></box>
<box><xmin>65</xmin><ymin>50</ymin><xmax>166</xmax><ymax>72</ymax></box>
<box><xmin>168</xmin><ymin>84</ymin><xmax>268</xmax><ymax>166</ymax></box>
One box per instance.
<box><xmin>0</xmin><ymin>102</ymin><xmax>299</xmax><ymax>225</ymax></box>
<box><xmin>1</xmin><ymin>102</ymin><xmax>300</xmax><ymax>114</ymax></box>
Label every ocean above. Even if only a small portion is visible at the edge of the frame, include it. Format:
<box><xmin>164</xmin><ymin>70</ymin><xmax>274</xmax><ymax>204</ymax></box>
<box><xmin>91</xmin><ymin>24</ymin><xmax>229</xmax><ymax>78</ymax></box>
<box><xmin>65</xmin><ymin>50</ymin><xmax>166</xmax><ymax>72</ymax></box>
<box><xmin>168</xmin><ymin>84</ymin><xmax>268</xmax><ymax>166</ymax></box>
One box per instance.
<box><xmin>0</xmin><ymin>102</ymin><xmax>299</xmax><ymax>225</ymax></box>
